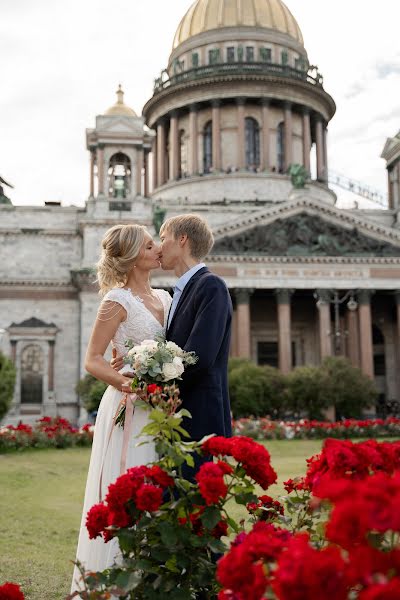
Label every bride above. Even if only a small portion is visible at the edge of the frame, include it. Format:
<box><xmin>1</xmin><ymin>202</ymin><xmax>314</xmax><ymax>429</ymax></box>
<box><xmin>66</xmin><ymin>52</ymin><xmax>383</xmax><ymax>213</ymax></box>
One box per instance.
<box><xmin>71</xmin><ymin>223</ymin><xmax>172</xmax><ymax>594</ymax></box>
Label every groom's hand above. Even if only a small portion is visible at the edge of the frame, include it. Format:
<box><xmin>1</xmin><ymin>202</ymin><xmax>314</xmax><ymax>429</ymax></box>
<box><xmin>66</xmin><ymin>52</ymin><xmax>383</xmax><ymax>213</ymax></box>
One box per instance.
<box><xmin>110</xmin><ymin>348</ymin><xmax>126</xmax><ymax>372</ymax></box>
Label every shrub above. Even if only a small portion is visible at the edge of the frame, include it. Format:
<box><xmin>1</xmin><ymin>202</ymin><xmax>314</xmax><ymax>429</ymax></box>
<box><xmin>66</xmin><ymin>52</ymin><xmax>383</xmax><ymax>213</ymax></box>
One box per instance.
<box><xmin>319</xmin><ymin>356</ymin><xmax>378</xmax><ymax>419</ymax></box>
<box><xmin>286</xmin><ymin>365</ymin><xmax>328</xmax><ymax>420</ymax></box>
<box><xmin>0</xmin><ymin>351</ymin><xmax>16</xmax><ymax>421</ymax></box>
<box><xmin>228</xmin><ymin>360</ymin><xmax>287</xmax><ymax>418</ymax></box>
<box><xmin>75</xmin><ymin>374</ymin><xmax>107</xmax><ymax>414</ymax></box>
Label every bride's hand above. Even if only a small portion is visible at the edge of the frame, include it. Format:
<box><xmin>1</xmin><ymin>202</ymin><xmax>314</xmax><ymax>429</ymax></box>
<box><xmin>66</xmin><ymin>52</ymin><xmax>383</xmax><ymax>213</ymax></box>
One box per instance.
<box><xmin>120</xmin><ymin>376</ymin><xmax>134</xmax><ymax>394</ymax></box>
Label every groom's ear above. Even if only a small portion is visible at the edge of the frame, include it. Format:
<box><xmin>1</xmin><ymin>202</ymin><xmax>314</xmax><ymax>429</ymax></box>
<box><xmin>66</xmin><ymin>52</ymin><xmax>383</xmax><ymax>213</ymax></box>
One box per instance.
<box><xmin>179</xmin><ymin>234</ymin><xmax>188</xmax><ymax>247</ymax></box>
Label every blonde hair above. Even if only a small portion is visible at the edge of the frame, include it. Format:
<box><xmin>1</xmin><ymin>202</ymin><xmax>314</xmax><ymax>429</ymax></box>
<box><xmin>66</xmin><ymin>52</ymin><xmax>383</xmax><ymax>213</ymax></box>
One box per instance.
<box><xmin>160</xmin><ymin>214</ymin><xmax>214</xmax><ymax>259</ymax></box>
<box><xmin>97</xmin><ymin>224</ymin><xmax>146</xmax><ymax>295</ymax></box>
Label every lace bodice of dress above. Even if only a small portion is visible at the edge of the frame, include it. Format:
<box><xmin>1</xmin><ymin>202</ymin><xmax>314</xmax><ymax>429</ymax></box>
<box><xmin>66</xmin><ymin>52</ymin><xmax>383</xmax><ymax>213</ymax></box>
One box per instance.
<box><xmin>101</xmin><ymin>288</ymin><xmax>172</xmax><ymax>358</ymax></box>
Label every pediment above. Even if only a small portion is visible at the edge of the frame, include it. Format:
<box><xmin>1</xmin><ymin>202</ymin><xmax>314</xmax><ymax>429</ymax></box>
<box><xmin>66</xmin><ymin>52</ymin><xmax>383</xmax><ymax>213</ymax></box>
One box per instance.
<box><xmin>10</xmin><ymin>317</ymin><xmax>56</xmax><ymax>328</ymax></box>
<box><xmin>95</xmin><ymin>116</ymin><xmax>145</xmax><ymax>136</ymax></box>
<box><xmin>212</xmin><ymin>199</ymin><xmax>400</xmax><ymax>258</ymax></box>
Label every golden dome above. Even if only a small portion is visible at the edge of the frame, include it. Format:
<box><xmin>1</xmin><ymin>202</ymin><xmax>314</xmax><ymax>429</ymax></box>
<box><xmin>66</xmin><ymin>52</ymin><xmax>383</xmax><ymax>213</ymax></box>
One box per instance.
<box><xmin>173</xmin><ymin>0</ymin><xmax>304</xmax><ymax>49</ymax></box>
<box><xmin>104</xmin><ymin>85</ymin><xmax>137</xmax><ymax>117</ymax></box>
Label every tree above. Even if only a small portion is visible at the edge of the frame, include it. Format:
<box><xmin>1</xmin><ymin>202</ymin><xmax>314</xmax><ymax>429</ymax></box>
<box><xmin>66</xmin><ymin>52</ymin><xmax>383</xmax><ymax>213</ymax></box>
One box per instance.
<box><xmin>75</xmin><ymin>374</ymin><xmax>107</xmax><ymax>415</ymax></box>
<box><xmin>228</xmin><ymin>360</ymin><xmax>287</xmax><ymax>418</ymax></box>
<box><xmin>319</xmin><ymin>356</ymin><xmax>378</xmax><ymax>419</ymax></box>
<box><xmin>286</xmin><ymin>365</ymin><xmax>328</xmax><ymax>419</ymax></box>
<box><xmin>0</xmin><ymin>352</ymin><xmax>16</xmax><ymax>421</ymax></box>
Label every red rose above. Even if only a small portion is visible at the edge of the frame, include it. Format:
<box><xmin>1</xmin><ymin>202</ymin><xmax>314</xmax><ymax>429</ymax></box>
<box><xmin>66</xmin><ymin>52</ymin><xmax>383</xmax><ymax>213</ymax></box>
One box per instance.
<box><xmin>86</xmin><ymin>503</ymin><xmax>110</xmax><ymax>540</ymax></box>
<box><xmin>147</xmin><ymin>384</ymin><xmax>162</xmax><ymax>394</ymax></box>
<box><xmin>272</xmin><ymin>533</ymin><xmax>348</xmax><ymax>600</ymax></box>
<box><xmin>0</xmin><ymin>583</ymin><xmax>25</xmax><ymax>600</ymax></box>
<box><xmin>147</xmin><ymin>465</ymin><xmax>175</xmax><ymax>488</ymax></box>
<box><xmin>359</xmin><ymin>578</ymin><xmax>400</xmax><ymax>599</ymax></box>
<box><xmin>202</xmin><ymin>436</ymin><xmax>234</xmax><ymax>457</ymax></box>
<box><xmin>135</xmin><ymin>484</ymin><xmax>163</xmax><ymax>512</ymax></box>
<box><xmin>196</xmin><ymin>462</ymin><xmax>229</xmax><ymax>505</ymax></box>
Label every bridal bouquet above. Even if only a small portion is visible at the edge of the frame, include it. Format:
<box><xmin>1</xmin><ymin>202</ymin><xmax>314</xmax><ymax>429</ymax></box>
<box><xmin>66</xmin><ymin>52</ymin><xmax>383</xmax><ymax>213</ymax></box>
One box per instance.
<box><xmin>115</xmin><ymin>338</ymin><xmax>197</xmax><ymax>428</ymax></box>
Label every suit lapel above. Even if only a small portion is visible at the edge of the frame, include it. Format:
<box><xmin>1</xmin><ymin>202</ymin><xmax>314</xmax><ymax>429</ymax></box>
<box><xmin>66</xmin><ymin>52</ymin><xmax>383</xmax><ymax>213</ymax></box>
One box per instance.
<box><xmin>167</xmin><ymin>267</ymin><xmax>209</xmax><ymax>334</ymax></box>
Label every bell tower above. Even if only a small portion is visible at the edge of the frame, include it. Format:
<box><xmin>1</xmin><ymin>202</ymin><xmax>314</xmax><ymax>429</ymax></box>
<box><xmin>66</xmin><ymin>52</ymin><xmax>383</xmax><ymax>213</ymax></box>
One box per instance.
<box><xmin>86</xmin><ymin>85</ymin><xmax>154</xmax><ymax>215</ymax></box>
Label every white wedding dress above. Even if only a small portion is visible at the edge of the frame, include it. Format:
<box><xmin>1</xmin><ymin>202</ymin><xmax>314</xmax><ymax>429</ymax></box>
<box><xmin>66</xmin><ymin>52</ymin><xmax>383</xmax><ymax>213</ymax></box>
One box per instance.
<box><xmin>71</xmin><ymin>287</ymin><xmax>172</xmax><ymax>594</ymax></box>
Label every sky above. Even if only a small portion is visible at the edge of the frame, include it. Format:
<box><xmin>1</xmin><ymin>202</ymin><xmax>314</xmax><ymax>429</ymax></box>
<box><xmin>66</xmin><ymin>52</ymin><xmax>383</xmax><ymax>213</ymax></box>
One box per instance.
<box><xmin>1</xmin><ymin>0</ymin><xmax>399</xmax><ymax>208</ymax></box>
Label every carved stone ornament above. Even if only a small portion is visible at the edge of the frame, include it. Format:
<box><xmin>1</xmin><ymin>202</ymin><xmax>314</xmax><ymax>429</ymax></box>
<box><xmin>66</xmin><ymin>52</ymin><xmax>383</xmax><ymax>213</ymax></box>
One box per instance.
<box><xmin>212</xmin><ymin>213</ymin><xmax>400</xmax><ymax>257</ymax></box>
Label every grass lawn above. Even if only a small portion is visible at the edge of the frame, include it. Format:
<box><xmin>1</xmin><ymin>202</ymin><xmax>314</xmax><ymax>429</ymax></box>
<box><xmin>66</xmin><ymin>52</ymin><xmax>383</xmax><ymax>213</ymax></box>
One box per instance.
<box><xmin>0</xmin><ymin>440</ymin><xmax>324</xmax><ymax>599</ymax></box>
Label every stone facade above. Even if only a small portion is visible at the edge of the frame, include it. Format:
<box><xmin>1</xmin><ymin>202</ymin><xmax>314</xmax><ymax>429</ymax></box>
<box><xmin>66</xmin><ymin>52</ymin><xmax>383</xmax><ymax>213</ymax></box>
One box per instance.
<box><xmin>1</xmin><ymin>0</ymin><xmax>400</xmax><ymax>424</ymax></box>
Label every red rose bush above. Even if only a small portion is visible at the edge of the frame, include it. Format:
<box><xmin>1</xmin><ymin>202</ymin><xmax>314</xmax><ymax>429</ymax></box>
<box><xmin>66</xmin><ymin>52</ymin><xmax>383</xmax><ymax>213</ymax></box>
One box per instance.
<box><xmin>0</xmin><ymin>583</ymin><xmax>24</xmax><ymax>600</ymax></box>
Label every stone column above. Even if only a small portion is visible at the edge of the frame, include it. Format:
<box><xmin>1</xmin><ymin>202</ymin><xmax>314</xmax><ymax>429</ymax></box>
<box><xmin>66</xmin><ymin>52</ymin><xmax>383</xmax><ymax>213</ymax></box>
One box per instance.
<box><xmin>236</xmin><ymin>289</ymin><xmax>253</xmax><ymax>358</ymax></box>
<box><xmin>212</xmin><ymin>100</ymin><xmax>221</xmax><ymax>171</ymax></box>
<box><xmin>276</xmin><ymin>289</ymin><xmax>293</xmax><ymax>374</ymax></box>
<box><xmin>143</xmin><ymin>151</ymin><xmax>149</xmax><ymax>197</ymax></box>
<box><xmin>358</xmin><ymin>290</ymin><xmax>374</xmax><ymax>379</ymax></box>
<box><xmin>230</xmin><ymin>306</ymin><xmax>238</xmax><ymax>357</ymax></box>
<box><xmin>316</xmin><ymin>117</ymin><xmax>325</xmax><ymax>182</ymax></box>
<box><xmin>346</xmin><ymin>301</ymin><xmax>360</xmax><ymax>368</ymax></box>
<box><xmin>316</xmin><ymin>290</ymin><xmax>332</xmax><ymax>359</ymax></box>
<box><xmin>396</xmin><ymin>292</ymin><xmax>400</xmax><ymax>397</ymax></box>
<box><xmin>169</xmin><ymin>111</ymin><xmax>179</xmax><ymax>181</ymax></box>
<box><xmin>151</xmin><ymin>138</ymin><xmax>158</xmax><ymax>190</ymax></box>
<box><xmin>89</xmin><ymin>147</ymin><xmax>95</xmax><ymax>197</ymax></box>
<box><xmin>302</xmin><ymin>108</ymin><xmax>311</xmax><ymax>174</ymax></box>
<box><xmin>323</xmin><ymin>126</ymin><xmax>329</xmax><ymax>179</ymax></box>
<box><xmin>284</xmin><ymin>101</ymin><xmax>293</xmax><ymax>171</ymax></box>
<box><xmin>237</xmin><ymin>98</ymin><xmax>246</xmax><ymax>169</ymax></box>
<box><xmin>97</xmin><ymin>145</ymin><xmax>105</xmax><ymax>195</ymax></box>
<box><xmin>157</xmin><ymin>120</ymin><xmax>166</xmax><ymax>186</ymax></box>
<box><xmin>136</xmin><ymin>148</ymin><xmax>143</xmax><ymax>196</ymax></box>
<box><xmin>10</xmin><ymin>340</ymin><xmax>17</xmax><ymax>364</ymax></box>
<box><xmin>261</xmin><ymin>99</ymin><xmax>270</xmax><ymax>171</ymax></box>
<box><xmin>48</xmin><ymin>340</ymin><xmax>55</xmax><ymax>392</ymax></box>
<box><xmin>189</xmin><ymin>104</ymin><xmax>198</xmax><ymax>175</ymax></box>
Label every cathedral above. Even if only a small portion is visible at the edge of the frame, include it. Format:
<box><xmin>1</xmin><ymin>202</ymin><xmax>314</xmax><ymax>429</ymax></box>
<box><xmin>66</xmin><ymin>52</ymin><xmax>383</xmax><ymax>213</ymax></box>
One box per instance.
<box><xmin>1</xmin><ymin>0</ymin><xmax>400</xmax><ymax>424</ymax></box>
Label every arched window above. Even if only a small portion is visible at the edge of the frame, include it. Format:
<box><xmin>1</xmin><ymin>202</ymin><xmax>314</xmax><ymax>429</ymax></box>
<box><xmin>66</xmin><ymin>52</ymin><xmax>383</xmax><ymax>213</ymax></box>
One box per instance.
<box><xmin>21</xmin><ymin>345</ymin><xmax>44</xmax><ymax>404</ymax></box>
<box><xmin>245</xmin><ymin>117</ymin><xmax>260</xmax><ymax>169</ymax></box>
<box><xmin>277</xmin><ymin>122</ymin><xmax>285</xmax><ymax>173</ymax></box>
<box><xmin>108</xmin><ymin>152</ymin><xmax>131</xmax><ymax>198</ymax></box>
<box><xmin>203</xmin><ymin>121</ymin><xmax>212</xmax><ymax>173</ymax></box>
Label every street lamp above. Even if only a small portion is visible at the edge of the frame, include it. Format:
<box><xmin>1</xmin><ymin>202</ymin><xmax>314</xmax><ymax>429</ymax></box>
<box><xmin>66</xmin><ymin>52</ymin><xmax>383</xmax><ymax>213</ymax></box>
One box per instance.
<box><xmin>315</xmin><ymin>291</ymin><xmax>358</xmax><ymax>354</ymax></box>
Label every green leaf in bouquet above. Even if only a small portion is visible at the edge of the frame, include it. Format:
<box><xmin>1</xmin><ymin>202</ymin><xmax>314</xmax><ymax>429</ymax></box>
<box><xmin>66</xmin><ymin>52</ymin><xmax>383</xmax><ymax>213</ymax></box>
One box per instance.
<box><xmin>116</xmin><ymin>570</ymin><xmax>142</xmax><ymax>591</ymax></box>
<box><xmin>150</xmin><ymin>546</ymin><xmax>171</xmax><ymax>562</ymax></box>
<box><xmin>149</xmin><ymin>409</ymin><xmax>166</xmax><ymax>423</ymax></box>
<box><xmin>184</xmin><ymin>454</ymin><xmax>195</xmax><ymax>468</ymax></box>
<box><xmin>225</xmin><ymin>516</ymin><xmax>240</xmax><ymax>533</ymax></box>
<box><xmin>117</xmin><ymin>529</ymin><xmax>136</xmax><ymax>553</ymax></box>
<box><xmin>141</xmin><ymin>423</ymin><xmax>162</xmax><ymax>436</ymax></box>
<box><xmin>201</xmin><ymin>506</ymin><xmax>222</xmax><ymax>530</ymax></box>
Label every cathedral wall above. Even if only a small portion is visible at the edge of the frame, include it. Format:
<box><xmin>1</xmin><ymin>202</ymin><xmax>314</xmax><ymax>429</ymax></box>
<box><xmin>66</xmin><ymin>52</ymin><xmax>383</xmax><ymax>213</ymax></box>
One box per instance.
<box><xmin>0</xmin><ymin>232</ymin><xmax>81</xmax><ymax>281</ymax></box>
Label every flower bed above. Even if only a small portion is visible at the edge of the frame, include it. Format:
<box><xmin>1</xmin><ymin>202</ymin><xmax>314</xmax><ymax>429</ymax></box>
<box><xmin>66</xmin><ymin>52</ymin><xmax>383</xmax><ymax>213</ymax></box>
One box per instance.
<box><xmin>233</xmin><ymin>416</ymin><xmax>400</xmax><ymax>440</ymax></box>
<box><xmin>0</xmin><ymin>417</ymin><xmax>93</xmax><ymax>452</ymax></box>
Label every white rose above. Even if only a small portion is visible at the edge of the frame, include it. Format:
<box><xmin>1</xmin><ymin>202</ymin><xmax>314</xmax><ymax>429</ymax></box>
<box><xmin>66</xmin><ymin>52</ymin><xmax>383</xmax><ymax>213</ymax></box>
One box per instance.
<box><xmin>141</xmin><ymin>339</ymin><xmax>158</xmax><ymax>350</ymax></box>
<box><xmin>172</xmin><ymin>356</ymin><xmax>184</xmax><ymax>376</ymax></box>
<box><xmin>162</xmin><ymin>362</ymin><xmax>179</xmax><ymax>380</ymax></box>
<box><xmin>166</xmin><ymin>341</ymin><xmax>183</xmax><ymax>356</ymax></box>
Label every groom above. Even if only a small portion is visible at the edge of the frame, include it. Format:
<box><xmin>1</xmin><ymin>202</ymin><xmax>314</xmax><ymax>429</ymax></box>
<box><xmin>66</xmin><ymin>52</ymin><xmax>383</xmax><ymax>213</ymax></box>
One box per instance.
<box><xmin>159</xmin><ymin>214</ymin><xmax>232</xmax><ymax>446</ymax></box>
<box><xmin>112</xmin><ymin>213</ymin><xmax>232</xmax><ymax>463</ymax></box>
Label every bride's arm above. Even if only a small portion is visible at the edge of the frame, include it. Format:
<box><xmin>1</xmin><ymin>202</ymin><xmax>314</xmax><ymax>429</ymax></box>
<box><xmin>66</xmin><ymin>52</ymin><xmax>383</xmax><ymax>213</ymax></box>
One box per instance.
<box><xmin>85</xmin><ymin>301</ymin><xmax>131</xmax><ymax>391</ymax></box>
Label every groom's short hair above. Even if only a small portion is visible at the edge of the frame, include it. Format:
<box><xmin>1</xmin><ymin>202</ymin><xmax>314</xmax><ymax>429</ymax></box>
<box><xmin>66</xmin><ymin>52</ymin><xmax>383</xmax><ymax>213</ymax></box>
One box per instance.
<box><xmin>160</xmin><ymin>214</ymin><xmax>214</xmax><ymax>260</ymax></box>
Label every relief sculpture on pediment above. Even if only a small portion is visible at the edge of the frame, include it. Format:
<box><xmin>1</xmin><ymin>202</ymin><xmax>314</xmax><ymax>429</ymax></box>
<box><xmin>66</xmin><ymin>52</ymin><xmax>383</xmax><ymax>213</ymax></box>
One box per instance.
<box><xmin>212</xmin><ymin>214</ymin><xmax>400</xmax><ymax>257</ymax></box>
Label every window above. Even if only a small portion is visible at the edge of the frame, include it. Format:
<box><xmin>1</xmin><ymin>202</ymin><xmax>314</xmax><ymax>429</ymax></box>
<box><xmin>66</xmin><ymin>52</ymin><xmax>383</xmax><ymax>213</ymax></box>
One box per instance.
<box><xmin>21</xmin><ymin>345</ymin><xmax>44</xmax><ymax>404</ymax></box>
<box><xmin>295</xmin><ymin>56</ymin><xmax>306</xmax><ymax>71</ymax></box>
<box><xmin>260</xmin><ymin>47</ymin><xmax>272</xmax><ymax>63</ymax></box>
<box><xmin>227</xmin><ymin>47</ymin><xmax>235</xmax><ymax>63</ymax></box>
<box><xmin>245</xmin><ymin>117</ymin><xmax>260</xmax><ymax>169</ymax></box>
<box><xmin>281</xmin><ymin>50</ymin><xmax>289</xmax><ymax>66</ymax></box>
<box><xmin>208</xmin><ymin>49</ymin><xmax>220</xmax><ymax>65</ymax></box>
<box><xmin>246</xmin><ymin>46</ymin><xmax>254</xmax><ymax>62</ymax></box>
<box><xmin>203</xmin><ymin>121</ymin><xmax>212</xmax><ymax>173</ymax></box>
<box><xmin>237</xmin><ymin>45</ymin><xmax>244</xmax><ymax>62</ymax></box>
<box><xmin>257</xmin><ymin>342</ymin><xmax>278</xmax><ymax>368</ymax></box>
<box><xmin>277</xmin><ymin>122</ymin><xmax>285</xmax><ymax>172</ymax></box>
<box><xmin>192</xmin><ymin>52</ymin><xmax>199</xmax><ymax>68</ymax></box>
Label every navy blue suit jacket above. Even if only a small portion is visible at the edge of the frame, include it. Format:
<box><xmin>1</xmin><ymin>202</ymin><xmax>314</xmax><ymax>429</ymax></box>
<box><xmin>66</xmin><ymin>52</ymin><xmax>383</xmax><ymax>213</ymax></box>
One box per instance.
<box><xmin>166</xmin><ymin>267</ymin><xmax>232</xmax><ymax>441</ymax></box>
